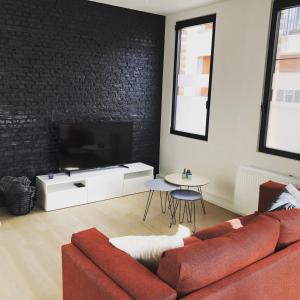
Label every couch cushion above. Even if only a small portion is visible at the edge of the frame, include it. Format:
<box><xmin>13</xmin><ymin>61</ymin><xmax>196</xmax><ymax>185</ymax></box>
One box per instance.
<box><xmin>193</xmin><ymin>213</ymin><xmax>258</xmax><ymax>240</ymax></box>
<box><xmin>183</xmin><ymin>236</ymin><xmax>200</xmax><ymax>246</ymax></box>
<box><xmin>72</xmin><ymin>228</ymin><xmax>177</xmax><ymax>300</ymax></box>
<box><xmin>265</xmin><ymin>209</ymin><xmax>300</xmax><ymax>249</ymax></box>
<box><xmin>157</xmin><ymin>215</ymin><xmax>280</xmax><ymax>296</ymax></box>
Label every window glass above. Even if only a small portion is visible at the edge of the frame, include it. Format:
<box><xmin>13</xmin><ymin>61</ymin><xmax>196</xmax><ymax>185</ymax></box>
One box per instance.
<box><xmin>171</xmin><ymin>15</ymin><xmax>216</xmax><ymax>140</ymax></box>
<box><xmin>265</xmin><ymin>5</ymin><xmax>300</xmax><ymax>154</ymax></box>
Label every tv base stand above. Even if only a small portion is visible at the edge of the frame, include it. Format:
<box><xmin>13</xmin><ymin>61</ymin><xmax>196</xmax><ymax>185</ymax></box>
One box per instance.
<box><xmin>36</xmin><ymin>163</ymin><xmax>153</xmax><ymax>211</ymax></box>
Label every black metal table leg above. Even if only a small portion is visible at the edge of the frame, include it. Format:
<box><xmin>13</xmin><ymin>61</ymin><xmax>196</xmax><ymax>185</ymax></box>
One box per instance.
<box><xmin>180</xmin><ymin>201</ymin><xmax>190</xmax><ymax>223</ymax></box>
<box><xmin>160</xmin><ymin>191</ymin><xmax>170</xmax><ymax>214</ymax></box>
<box><xmin>197</xmin><ymin>186</ymin><xmax>206</xmax><ymax>214</ymax></box>
<box><xmin>143</xmin><ymin>190</ymin><xmax>154</xmax><ymax>221</ymax></box>
<box><xmin>160</xmin><ymin>191</ymin><xmax>165</xmax><ymax>213</ymax></box>
<box><xmin>179</xmin><ymin>200</ymin><xmax>182</xmax><ymax>223</ymax></box>
<box><xmin>187</xmin><ymin>201</ymin><xmax>192</xmax><ymax>223</ymax></box>
<box><xmin>169</xmin><ymin>198</ymin><xmax>179</xmax><ymax>227</ymax></box>
<box><xmin>192</xmin><ymin>201</ymin><xmax>196</xmax><ymax>233</ymax></box>
<box><xmin>167</xmin><ymin>192</ymin><xmax>172</xmax><ymax>210</ymax></box>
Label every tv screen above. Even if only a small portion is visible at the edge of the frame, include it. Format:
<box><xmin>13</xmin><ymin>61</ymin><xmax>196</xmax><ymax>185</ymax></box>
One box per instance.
<box><xmin>59</xmin><ymin>122</ymin><xmax>133</xmax><ymax>171</ymax></box>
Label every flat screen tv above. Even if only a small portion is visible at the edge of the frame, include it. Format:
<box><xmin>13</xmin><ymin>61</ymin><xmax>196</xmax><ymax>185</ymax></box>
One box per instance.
<box><xmin>59</xmin><ymin>122</ymin><xmax>133</xmax><ymax>171</ymax></box>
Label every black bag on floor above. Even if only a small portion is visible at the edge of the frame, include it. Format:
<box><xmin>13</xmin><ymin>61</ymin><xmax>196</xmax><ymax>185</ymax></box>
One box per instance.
<box><xmin>0</xmin><ymin>176</ymin><xmax>36</xmax><ymax>215</ymax></box>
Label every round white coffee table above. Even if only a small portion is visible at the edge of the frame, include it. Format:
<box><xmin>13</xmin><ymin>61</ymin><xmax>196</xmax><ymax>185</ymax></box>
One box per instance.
<box><xmin>165</xmin><ymin>173</ymin><xmax>209</xmax><ymax>188</ymax></box>
<box><xmin>165</xmin><ymin>173</ymin><xmax>210</xmax><ymax>231</ymax></box>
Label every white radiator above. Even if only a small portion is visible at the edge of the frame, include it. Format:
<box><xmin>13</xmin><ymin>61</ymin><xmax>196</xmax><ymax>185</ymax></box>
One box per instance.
<box><xmin>233</xmin><ymin>166</ymin><xmax>300</xmax><ymax>215</ymax></box>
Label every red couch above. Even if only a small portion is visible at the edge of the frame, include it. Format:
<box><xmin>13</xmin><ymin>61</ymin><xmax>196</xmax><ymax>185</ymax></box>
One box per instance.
<box><xmin>62</xmin><ymin>181</ymin><xmax>300</xmax><ymax>299</ymax></box>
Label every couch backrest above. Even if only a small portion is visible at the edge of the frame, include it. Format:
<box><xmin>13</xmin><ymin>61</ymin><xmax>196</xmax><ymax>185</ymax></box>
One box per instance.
<box><xmin>266</xmin><ymin>209</ymin><xmax>300</xmax><ymax>249</ymax></box>
<box><xmin>181</xmin><ymin>240</ymin><xmax>300</xmax><ymax>300</ymax></box>
<box><xmin>157</xmin><ymin>215</ymin><xmax>280</xmax><ymax>297</ymax></box>
<box><xmin>193</xmin><ymin>213</ymin><xmax>258</xmax><ymax>240</ymax></box>
<box><xmin>258</xmin><ymin>181</ymin><xmax>286</xmax><ymax>212</ymax></box>
<box><xmin>258</xmin><ymin>181</ymin><xmax>300</xmax><ymax>249</ymax></box>
<box><xmin>71</xmin><ymin>228</ymin><xmax>177</xmax><ymax>300</ymax></box>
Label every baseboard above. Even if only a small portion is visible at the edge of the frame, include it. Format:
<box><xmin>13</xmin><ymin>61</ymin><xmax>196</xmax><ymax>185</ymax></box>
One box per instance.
<box><xmin>156</xmin><ymin>174</ymin><xmax>245</xmax><ymax>216</ymax></box>
<box><xmin>203</xmin><ymin>191</ymin><xmax>246</xmax><ymax>216</ymax></box>
<box><xmin>158</xmin><ymin>173</ymin><xmax>245</xmax><ymax>215</ymax></box>
<box><xmin>203</xmin><ymin>192</ymin><xmax>234</xmax><ymax>211</ymax></box>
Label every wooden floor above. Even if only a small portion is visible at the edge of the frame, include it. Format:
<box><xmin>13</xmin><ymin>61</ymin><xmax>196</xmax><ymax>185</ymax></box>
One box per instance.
<box><xmin>0</xmin><ymin>192</ymin><xmax>237</xmax><ymax>300</ymax></box>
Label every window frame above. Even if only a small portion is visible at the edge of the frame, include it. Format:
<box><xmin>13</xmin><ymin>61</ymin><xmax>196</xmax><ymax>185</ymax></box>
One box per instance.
<box><xmin>259</xmin><ymin>0</ymin><xmax>300</xmax><ymax>160</ymax></box>
<box><xmin>170</xmin><ymin>14</ymin><xmax>217</xmax><ymax>141</ymax></box>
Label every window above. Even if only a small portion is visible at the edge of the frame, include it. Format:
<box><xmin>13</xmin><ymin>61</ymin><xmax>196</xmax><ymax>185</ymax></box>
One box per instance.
<box><xmin>259</xmin><ymin>0</ymin><xmax>300</xmax><ymax>160</ymax></box>
<box><xmin>170</xmin><ymin>15</ymin><xmax>216</xmax><ymax>140</ymax></box>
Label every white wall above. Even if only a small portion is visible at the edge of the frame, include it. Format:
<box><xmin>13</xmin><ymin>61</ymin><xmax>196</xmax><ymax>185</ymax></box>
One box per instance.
<box><xmin>159</xmin><ymin>0</ymin><xmax>300</xmax><ymax>211</ymax></box>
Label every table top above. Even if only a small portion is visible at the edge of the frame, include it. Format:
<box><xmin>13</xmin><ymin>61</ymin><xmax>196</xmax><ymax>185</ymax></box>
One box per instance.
<box><xmin>165</xmin><ymin>173</ymin><xmax>210</xmax><ymax>187</ymax></box>
<box><xmin>144</xmin><ymin>179</ymin><xmax>177</xmax><ymax>192</ymax></box>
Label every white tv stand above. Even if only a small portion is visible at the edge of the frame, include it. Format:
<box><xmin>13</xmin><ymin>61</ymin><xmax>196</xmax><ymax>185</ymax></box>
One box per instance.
<box><xmin>36</xmin><ymin>163</ymin><xmax>154</xmax><ymax>211</ymax></box>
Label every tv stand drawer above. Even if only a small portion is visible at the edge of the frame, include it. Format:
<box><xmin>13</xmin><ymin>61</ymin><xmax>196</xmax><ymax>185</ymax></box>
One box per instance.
<box><xmin>43</xmin><ymin>182</ymin><xmax>87</xmax><ymax>211</ymax></box>
<box><xmin>87</xmin><ymin>173</ymin><xmax>123</xmax><ymax>203</ymax></box>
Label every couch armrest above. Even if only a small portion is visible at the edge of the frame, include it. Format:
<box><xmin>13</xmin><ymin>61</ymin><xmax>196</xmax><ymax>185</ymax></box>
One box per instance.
<box><xmin>62</xmin><ymin>244</ymin><xmax>132</xmax><ymax>300</ymax></box>
<box><xmin>71</xmin><ymin>228</ymin><xmax>177</xmax><ymax>300</ymax></box>
<box><xmin>258</xmin><ymin>181</ymin><xmax>286</xmax><ymax>212</ymax></box>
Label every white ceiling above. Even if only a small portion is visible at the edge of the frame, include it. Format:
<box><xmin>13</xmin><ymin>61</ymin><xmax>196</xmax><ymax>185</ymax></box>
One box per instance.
<box><xmin>89</xmin><ymin>0</ymin><xmax>224</xmax><ymax>15</ymax></box>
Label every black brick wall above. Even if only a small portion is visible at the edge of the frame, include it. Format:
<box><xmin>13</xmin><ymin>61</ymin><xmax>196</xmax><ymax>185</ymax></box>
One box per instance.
<box><xmin>0</xmin><ymin>0</ymin><xmax>165</xmax><ymax>187</ymax></box>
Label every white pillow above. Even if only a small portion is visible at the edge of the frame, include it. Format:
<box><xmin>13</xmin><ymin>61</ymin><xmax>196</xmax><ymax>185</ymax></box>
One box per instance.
<box><xmin>286</xmin><ymin>184</ymin><xmax>300</xmax><ymax>204</ymax></box>
<box><xmin>268</xmin><ymin>184</ymin><xmax>300</xmax><ymax>212</ymax></box>
<box><xmin>109</xmin><ymin>226</ymin><xmax>189</xmax><ymax>270</ymax></box>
